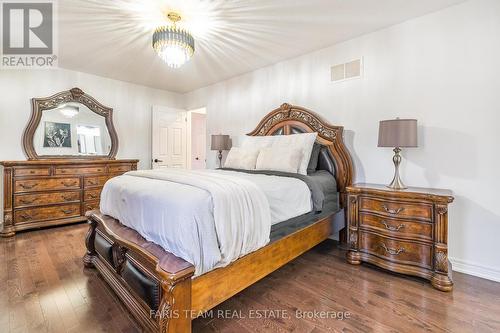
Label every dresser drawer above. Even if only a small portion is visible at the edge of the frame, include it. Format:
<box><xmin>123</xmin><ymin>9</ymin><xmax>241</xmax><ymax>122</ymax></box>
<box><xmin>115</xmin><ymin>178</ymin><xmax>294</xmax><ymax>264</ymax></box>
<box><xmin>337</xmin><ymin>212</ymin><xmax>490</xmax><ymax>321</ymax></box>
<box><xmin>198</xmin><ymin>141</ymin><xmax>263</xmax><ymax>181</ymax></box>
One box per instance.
<box><xmin>55</xmin><ymin>166</ymin><xmax>105</xmax><ymax>175</ymax></box>
<box><xmin>84</xmin><ymin>175</ymin><xmax>109</xmax><ymax>188</ymax></box>
<box><xmin>359</xmin><ymin>213</ymin><xmax>433</xmax><ymax>242</ymax></box>
<box><xmin>109</xmin><ymin>164</ymin><xmax>132</xmax><ymax>173</ymax></box>
<box><xmin>14</xmin><ymin>191</ymin><xmax>81</xmax><ymax>207</ymax></box>
<box><xmin>14</xmin><ymin>177</ymin><xmax>81</xmax><ymax>193</ymax></box>
<box><xmin>359</xmin><ymin>197</ymin><xmax>432</xmax><ymax>221</ymax></box>
<box><xmin>84</xmin><ymin>200</ymin><xmax>100</xmax><ymax>212</ymax></box>
<box><xmin>14</xmin><ymin>203</ymin><xmax>81</xmax><ymax>224</ymax></box>
<box><xmin>359</xmin><ymin>231</ymin><xmax>432</xmax><ymax>269</ymax></box>
<box><xmin>84</xmin><ymin>188</ymin><xmax>102</xmax><ymax>202</ymax></box>
<box><xmin>14</xmin><ymin>167</ymin><xmax>51</xmax><ymax>177</ymax></box>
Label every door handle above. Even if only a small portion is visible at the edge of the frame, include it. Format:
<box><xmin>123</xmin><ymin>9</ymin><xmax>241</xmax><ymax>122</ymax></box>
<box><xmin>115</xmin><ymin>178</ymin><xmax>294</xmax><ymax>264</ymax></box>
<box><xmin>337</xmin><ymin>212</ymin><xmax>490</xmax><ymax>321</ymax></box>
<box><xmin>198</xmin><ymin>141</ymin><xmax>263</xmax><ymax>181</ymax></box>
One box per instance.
<box><xmin>154</xmin><ymin>159</ymin><xmax>163</xmax><ymax>163</ymax></box>
<box><xmin>195</xmin><ymin>157</ymin><xmax>199</xmax><ymax>160</ymax></box>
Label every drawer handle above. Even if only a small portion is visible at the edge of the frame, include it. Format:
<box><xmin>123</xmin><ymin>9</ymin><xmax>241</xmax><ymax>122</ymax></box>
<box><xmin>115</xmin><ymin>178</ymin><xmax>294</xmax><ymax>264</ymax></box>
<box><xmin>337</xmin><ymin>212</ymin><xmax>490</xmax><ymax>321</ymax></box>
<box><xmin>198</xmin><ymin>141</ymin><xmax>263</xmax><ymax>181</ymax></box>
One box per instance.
<box><xmin>62</xmin><ymin>195</ymin><xmax>75</xmax><ymax>201</ymax></box>
<box><xmin>88</xmin><ymin>180</ymin><xmax>97</xmax><ymax>185</ymax></box>
<box><xmin>381</xmin><ymin>221</ymin><xmax>405</xmax><ymax>232</ymax></box>
<box><xmin>62</xmin><ymin>181</ymin><xmax>77</xmax><ymax>187</ymax></box>
<box><xmin>61</xmin><ymin>209</ymin><xmax>75</xmax><ymax>215</ymax></box>
<box><xmin>19</xmin><ymin>213</ymin><xmax>34</xmax><ymax>221</ymax></box>
<box><xmin>19</xmin><ymin>183</ymin><xmax>38</xmax><ymax>190</ymax></box>
<box><xmin>380</xmin><ymin>243</ymin><xmax>405</xmax><ymax>256</ymax></box>
<box><xmin>29</xmin><ymin>170</ymin><xmax>36</xmax><ymax>174</ymax></box>
<box><xmin>88</xmin><ymin>193</ymin><xmax>97</xmax><ymax>199</ymax></box>
<box><xmin>382</xmin><ymin>205</ymin><xmax>404</xmax><ymax>215</ymax></box>
<box><xmin>19</xmin><ymin>198</ymin><xmax>36</xmax><ymax>205</ymax></box>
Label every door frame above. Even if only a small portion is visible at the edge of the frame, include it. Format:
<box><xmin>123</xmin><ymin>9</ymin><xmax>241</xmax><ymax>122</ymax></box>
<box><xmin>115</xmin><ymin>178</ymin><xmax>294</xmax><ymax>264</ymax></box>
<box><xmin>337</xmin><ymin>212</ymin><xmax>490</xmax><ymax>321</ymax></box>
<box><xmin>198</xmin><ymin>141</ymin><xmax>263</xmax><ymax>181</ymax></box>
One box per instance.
<box><xmin>186</xmin><ymin>107</ymin><xmax>206</xmax><ymax>169</ymax></box>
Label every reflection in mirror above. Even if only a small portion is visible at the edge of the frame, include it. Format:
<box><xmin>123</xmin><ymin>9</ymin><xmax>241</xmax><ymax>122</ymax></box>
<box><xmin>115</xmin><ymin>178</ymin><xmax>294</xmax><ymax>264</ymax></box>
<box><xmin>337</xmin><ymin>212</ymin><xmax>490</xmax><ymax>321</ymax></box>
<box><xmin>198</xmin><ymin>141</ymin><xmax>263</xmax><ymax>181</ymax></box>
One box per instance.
<box><xmin>33</xmin><ymin>102</ymin><xmax>112</xmax><ymax>156</ymax></box>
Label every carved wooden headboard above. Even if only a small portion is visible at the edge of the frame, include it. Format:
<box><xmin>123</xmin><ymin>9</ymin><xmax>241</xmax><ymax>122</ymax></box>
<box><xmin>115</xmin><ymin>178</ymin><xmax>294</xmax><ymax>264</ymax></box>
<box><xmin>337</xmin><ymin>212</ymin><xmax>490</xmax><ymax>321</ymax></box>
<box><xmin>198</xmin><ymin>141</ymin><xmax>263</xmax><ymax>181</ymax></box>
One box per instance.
<box><xmin>247</xmin><ymin>103</ymin><xmax>354</xmax><ymax>208</ymax></box>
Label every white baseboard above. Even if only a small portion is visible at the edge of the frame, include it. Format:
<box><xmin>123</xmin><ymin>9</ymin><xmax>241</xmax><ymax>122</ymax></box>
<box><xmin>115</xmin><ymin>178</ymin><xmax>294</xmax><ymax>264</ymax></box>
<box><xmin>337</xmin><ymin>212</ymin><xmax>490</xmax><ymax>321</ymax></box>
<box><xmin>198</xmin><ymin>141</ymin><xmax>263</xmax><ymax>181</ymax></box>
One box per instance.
<box><xmin>450</xmin><ymin>257</ymin><xmax>500</xmax><ymax>283</ymax></box>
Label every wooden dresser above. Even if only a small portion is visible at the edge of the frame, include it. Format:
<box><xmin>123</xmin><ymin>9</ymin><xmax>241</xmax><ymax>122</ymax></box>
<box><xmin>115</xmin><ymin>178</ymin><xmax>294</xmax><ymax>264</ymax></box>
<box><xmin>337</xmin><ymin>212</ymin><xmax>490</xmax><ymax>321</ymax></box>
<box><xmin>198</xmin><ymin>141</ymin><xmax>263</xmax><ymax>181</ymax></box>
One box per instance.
<box><xmin>1</xmin><ymin>159</ymin><xmax>138</xmax><ymax>237</ymax></box>
<box><xmin>346</xmin><ymin>183</ymin><xmax>454</xmax><ymax>291</ymax></box>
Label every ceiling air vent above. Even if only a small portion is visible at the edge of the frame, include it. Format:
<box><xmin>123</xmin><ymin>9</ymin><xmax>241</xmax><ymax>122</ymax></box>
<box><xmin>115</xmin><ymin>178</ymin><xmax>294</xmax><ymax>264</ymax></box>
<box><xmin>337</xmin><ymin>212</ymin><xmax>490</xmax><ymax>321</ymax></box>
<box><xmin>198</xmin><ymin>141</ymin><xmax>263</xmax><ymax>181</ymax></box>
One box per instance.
<box><xmin>331</xmin><ymin>58</ymin><xmax>363</xmax><ymax>82</ymax></box>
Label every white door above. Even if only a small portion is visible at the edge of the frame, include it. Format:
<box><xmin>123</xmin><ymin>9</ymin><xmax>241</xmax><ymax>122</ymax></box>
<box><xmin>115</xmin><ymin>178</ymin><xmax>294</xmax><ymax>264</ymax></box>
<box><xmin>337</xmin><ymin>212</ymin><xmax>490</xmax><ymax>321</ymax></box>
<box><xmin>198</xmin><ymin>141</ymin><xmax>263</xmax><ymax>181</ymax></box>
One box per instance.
<box><xmin>191</xmin><ymin>112</ymin><xmax>206</xmax><ymax>169</ymax></box>
<box><xmin>152</xmin><ymin>106</ymin><xmax>187</xmax><ymax>169</ymax></box>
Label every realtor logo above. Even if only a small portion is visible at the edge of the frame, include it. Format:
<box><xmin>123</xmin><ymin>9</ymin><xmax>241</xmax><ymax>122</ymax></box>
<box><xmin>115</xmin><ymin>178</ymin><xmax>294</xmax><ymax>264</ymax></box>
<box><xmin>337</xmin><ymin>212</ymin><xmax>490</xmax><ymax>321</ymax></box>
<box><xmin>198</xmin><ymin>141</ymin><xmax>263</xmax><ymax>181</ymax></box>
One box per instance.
<box><xmin>1</xmin><ymin>0</ymin><xmax>57</xmax><ymax>68</ymax></box>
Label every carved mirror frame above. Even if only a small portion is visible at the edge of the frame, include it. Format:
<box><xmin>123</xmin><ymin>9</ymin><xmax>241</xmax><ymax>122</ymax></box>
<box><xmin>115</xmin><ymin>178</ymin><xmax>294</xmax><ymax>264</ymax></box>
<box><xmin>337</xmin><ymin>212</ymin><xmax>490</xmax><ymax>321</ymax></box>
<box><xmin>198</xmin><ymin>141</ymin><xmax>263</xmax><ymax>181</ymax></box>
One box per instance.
<box><xmin>22</xmin><ymin>87</ymin><xmax>119</xmax><ymax>160</ymax></box>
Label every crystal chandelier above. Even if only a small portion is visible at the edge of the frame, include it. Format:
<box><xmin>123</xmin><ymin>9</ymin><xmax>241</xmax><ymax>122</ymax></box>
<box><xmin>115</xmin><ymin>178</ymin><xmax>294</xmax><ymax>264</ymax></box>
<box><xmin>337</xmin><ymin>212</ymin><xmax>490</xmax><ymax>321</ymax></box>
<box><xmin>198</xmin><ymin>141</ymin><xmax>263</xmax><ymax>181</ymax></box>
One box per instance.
<box><xmin>152</xmin><ymin>12</ymin><xmax>195</xmax><ymax>68</ymax></box>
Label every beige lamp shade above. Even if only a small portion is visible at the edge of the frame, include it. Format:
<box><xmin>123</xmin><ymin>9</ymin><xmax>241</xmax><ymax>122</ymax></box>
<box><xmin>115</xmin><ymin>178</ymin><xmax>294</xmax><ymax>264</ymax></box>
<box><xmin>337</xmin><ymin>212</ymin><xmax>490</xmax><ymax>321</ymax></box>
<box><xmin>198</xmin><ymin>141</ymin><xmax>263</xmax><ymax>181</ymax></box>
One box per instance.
<box><xmin>211</xmin><ymin>134</ymin><xmax>231</xmax><ymax>151</ymax></box>
<box><xmin>378</xmin><ymin>119</ymin><xmax>418</xmax><ymax>148</ymax></box>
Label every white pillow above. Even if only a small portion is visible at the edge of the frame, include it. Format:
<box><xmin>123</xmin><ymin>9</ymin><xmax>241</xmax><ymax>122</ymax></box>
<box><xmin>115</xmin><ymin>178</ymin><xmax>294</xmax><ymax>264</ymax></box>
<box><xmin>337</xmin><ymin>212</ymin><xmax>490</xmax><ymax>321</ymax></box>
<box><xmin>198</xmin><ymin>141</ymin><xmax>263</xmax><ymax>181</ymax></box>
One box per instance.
<box><xmin>272</xmin><ymin>133</ymin><xmax>317</xmax><ymax>175</ymax></box>
<box><xmin>241</xmin><ymin>135</ymin><xmax>275</xmax><ymax>150</ymax></box>
<box><xmin>255</xmin><ymin>147</ymin><xmax>303</xmax><ymax>173</ymax></box>
<box><xmin>224</xmin><ymin>147</ymin><xmax>260</xmax><ymax>170</ymax></box>
<box><xmin>242</xmin><ymin>133</ymin><xmax>317</xmax><ymax>175</ymax></box>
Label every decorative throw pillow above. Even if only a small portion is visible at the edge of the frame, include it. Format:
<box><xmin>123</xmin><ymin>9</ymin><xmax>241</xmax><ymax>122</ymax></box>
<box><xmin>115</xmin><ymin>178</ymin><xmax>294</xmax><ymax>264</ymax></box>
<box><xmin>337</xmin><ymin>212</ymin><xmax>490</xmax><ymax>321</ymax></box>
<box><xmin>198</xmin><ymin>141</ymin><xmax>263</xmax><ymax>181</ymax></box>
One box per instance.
<box><xmin>307</xmin><ymin>142</ymin><xmax>321</xmax><ymax>174</ymax></box>
<box><xmin>241</xmin><ymin>135</ymin><xmax>275</xmax><ymax>150</ymax></box>
<box><xmin>224</xmin><ymin>147</ymin><xmax>260</xmax><ymax>170</ymax></box>
<box><xmin>241</xmin><ymin>132</ymin><xmax>318</xmax><ymax>175</ymax></box>
<box><xmin>272</xmin><ymin>132</ymin><xmax>318</xmax><ymax>175</ymax></box>
<box><xmin>255</xmin><ymin>147</ymin><xmax>303</xmax><ymax>173</ymax></box>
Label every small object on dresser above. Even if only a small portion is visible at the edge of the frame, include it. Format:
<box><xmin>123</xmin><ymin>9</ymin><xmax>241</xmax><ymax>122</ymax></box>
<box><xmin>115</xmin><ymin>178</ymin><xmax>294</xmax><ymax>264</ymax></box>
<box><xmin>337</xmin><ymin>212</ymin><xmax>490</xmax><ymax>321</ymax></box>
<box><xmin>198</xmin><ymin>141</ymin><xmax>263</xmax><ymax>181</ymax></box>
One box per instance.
<box><xmin>378</xmin><ymin>118</ymin><xmax>418</xmax><ymax>190</ymax></box>
<box><xmin>210</xmin><ymin>134</ymin><xmax>231</xmax><ymax>168</ymax></box>
<box><xmin>346</xmin><ymin>183</ymin><xmax>454</xmax><ymax>291</ymax></box>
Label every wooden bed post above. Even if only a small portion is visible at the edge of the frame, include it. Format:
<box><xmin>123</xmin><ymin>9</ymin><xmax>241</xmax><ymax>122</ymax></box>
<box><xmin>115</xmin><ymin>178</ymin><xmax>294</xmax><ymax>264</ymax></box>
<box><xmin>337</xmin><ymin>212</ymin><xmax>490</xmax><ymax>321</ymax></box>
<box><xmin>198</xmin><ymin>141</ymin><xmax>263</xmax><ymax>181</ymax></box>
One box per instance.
<box><xmin>83</xmin><ymin>218</ymin><xmax>97</xmax><ymax>268</ymax></box>
<box><xmin>157</xmin><ymin>268</ymin><xmax>193</xmax><ymax>333</ymax></box>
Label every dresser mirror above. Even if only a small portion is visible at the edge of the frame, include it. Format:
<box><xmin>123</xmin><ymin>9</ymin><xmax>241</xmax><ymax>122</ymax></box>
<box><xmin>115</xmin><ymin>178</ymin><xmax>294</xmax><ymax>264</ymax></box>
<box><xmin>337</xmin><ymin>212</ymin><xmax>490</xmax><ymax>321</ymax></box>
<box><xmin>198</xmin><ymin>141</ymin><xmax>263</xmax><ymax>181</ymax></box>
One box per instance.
<box><xmin>22</xmin><ymin>87</ymin><xmax>118</xmax><ymax>159</ymax></box>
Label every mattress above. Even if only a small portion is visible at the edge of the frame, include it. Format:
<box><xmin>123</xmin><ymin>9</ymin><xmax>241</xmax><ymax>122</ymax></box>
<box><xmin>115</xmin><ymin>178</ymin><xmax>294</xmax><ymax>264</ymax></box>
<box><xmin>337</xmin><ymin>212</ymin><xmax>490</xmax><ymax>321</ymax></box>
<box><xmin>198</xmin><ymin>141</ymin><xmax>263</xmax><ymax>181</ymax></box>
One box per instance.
<box><xmin>221</xmin><ymin>168</ymin><xmax>340</xmax><ymax>241</ymax></box>
<box><xmin>100</xmin><ymin>168</ymin><xmax>338</xmax><ymax>275</ymax></box>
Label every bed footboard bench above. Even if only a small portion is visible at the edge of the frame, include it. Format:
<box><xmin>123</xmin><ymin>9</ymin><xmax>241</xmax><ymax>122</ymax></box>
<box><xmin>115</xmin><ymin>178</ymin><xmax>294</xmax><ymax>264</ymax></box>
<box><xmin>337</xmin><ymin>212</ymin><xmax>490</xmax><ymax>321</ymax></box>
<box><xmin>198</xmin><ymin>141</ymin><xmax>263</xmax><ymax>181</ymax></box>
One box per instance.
<box><xmin>84</xmin><ymin>209</ymin><xmax>333</xmax><ymax>333</ymax></box>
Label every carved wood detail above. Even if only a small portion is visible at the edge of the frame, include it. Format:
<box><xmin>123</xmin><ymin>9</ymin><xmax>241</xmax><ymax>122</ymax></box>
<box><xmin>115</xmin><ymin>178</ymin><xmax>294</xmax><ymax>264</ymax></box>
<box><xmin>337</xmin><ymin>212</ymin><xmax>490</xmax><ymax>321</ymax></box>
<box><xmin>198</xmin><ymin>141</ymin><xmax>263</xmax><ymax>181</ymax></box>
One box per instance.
<box><xmin>112</xmin><ymin>243</ymin><xmax>128</xmax><ymax>274</ymax></box>
<box><xmin>158</xmin><ymin>282</ymin><xmax>176</xmax><ymax>332</ymax></box>
<box><xmin>22</xmin><ymin>87</ymin><xmax>119</xmax><ymax>160</ymax></box>
<box><xmin>83</xmin><ymin>219</ymin><xmax>97</xmax><ymax>267</ymax></box>
<box><xmin>434</xmin><ymin>250</ymin><xmax>448</xmax><ymax>273</ymax></box>
<box><xmin>349</xmin><ymin>232</ymin><xmax>358</xmax><ymax>249</ymax></box>
<box><xmin>247</xmin><ymin>103</ymin><xmax>354</xmax><ymax>206</ymax></box>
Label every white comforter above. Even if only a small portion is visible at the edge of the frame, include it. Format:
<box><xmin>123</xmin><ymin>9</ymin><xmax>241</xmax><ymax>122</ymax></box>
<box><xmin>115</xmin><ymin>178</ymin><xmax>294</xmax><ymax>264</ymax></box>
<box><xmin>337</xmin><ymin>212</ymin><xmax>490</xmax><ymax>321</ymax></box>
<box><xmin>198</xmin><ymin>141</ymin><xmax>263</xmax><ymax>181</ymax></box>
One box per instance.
<box><xmin>100</xmin><ymin>169</ymin><xmax>311</xmax><ymax>275</ymax></box>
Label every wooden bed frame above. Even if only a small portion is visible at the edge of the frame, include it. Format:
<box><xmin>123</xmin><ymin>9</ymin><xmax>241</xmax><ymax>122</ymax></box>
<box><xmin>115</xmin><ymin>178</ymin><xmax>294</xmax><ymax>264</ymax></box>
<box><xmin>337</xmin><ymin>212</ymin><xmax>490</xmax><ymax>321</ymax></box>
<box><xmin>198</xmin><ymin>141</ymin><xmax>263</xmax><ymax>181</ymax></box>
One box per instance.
<box><xmin>83</xmin><ymin>103</ymin><xmax>354</xmax><ymax>332</ymax></box>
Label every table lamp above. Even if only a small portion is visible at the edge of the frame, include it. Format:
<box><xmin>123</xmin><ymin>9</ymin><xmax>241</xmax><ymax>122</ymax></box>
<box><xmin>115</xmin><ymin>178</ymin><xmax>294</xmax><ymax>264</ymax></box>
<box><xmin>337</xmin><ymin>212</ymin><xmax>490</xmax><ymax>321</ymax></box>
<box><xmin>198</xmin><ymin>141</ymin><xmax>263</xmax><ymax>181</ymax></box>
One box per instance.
<box><xmin>378</xmin><ymin>119</ymin><xmax>418</xmax><ymax>190</ymax></box>
<box><xmin>210</xmin><ymin>134</ymin><xmax>231</xmax><ymax>168</ymax></box>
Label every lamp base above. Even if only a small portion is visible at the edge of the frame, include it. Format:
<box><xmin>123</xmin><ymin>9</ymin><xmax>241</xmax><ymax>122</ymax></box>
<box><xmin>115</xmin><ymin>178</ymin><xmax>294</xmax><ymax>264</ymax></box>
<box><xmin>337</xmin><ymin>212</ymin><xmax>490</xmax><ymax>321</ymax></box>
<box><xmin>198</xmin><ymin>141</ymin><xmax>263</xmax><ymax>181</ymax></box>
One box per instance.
<box><xmin>387</xmin><ymin>147</ymin><xmax>407</xmax><ymax>190</ymax></box>
<box><xmin>217</xmin><ymin>150</ymin><xmax>223</xmax><ymax>169</ymax></box>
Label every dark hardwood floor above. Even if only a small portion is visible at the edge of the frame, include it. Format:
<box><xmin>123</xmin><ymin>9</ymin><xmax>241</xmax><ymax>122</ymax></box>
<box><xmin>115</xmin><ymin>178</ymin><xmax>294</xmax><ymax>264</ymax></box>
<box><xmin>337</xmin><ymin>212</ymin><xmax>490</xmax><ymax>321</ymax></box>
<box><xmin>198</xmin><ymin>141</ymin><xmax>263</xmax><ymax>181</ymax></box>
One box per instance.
<box><xmin>1</xmin><ymin>223</ymin><xmax>499</xmax><ymax>333</ymax></box>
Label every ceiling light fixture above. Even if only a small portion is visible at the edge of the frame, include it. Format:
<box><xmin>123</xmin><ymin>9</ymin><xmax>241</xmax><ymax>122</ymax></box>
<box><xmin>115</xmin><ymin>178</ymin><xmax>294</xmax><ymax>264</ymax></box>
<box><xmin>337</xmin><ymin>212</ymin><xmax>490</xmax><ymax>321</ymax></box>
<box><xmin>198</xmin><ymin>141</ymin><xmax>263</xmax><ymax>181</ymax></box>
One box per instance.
<box><xmin>152</xmin><ymin>12</ymin><xmax>195</xmax><ymax>68</ymax></box>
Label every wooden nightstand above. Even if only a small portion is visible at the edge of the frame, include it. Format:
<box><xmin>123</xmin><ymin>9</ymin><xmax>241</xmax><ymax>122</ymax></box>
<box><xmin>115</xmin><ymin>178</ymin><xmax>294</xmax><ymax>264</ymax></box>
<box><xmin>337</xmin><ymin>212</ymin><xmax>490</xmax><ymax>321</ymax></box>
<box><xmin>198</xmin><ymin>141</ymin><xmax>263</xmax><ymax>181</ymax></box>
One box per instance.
<box><xmin>346</xmin><ymin>183</ymin><xmax>454</xmax><ymax>291</ymax></box>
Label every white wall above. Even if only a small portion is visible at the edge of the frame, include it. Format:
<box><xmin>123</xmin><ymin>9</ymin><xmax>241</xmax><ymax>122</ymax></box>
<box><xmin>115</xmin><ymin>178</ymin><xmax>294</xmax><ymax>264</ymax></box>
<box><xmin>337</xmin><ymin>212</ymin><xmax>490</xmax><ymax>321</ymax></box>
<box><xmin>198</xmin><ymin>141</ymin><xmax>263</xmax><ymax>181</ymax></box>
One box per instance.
<box><xmin>184</xmin><ymin>0</ymin><xmax>500</xmax><ymax>281</ymax></box>
<box><xmin>0</xmin><ymin>69</ymin><xmax>184</xmax><ymax>169</ymax></box>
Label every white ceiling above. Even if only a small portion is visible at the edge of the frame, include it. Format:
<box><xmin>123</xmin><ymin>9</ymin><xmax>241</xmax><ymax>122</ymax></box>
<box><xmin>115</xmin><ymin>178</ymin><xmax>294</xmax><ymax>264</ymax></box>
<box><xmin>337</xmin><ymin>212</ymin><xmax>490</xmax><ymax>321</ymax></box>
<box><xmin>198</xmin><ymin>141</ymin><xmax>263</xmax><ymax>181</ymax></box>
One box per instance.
<box><xmin>59</xmin><ymin>0</ymin><xmax>466</xmax><ymax>93</ymax></box>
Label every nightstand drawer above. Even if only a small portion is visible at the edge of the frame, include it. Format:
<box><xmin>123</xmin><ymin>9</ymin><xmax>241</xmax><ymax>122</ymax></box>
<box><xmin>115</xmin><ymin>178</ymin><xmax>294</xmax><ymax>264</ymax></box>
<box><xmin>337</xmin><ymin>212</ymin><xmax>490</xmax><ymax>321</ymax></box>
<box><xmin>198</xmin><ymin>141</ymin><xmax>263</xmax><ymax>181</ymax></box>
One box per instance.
<box><xmin>360</xmin><ymin>197</ymin><xmax>432</xmax><ymax>221</ymax></box>
<box><xmin>359</xmin><ymin>231</ymin><xmax>432</xmax><ymax>269</ymax></box>
<box><xmin>359</xmin><ymin>213</ymin><xmax>433</xmax><ymax>242</ymax></box>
